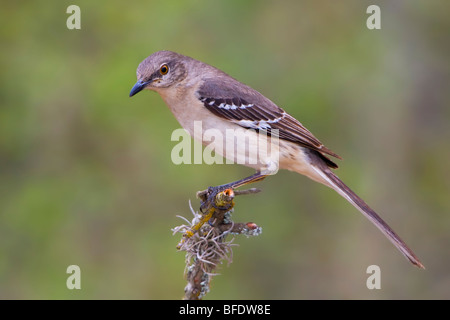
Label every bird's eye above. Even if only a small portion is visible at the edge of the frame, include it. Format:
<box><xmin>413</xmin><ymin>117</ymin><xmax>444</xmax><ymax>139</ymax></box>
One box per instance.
<box><xmin>160</xmin><ymin>64</ymin><xmax>169</xmax><ymax>75</ymax></box>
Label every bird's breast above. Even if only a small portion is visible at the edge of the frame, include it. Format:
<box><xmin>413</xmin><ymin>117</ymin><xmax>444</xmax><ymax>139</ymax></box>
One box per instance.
<box><xmin>158</xmin><ymin>89</ymin><xmax>281</xmax><ymax>172</ymax></box>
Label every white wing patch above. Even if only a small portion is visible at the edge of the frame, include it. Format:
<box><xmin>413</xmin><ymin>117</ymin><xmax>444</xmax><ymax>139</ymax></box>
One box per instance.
<box><xmin>237</xmin><ymin>116</ymin><xmax>284</xmax><ymax>130</ymax></box>
<box><xmin>217</xmin><ymin>102</ymin><xmax>255</xmax><ymax>110</ymax></box>
<box><xmin>200</xmin><ymin>96</ymin><xmax>286</xmax><ymax>130</ymax></box>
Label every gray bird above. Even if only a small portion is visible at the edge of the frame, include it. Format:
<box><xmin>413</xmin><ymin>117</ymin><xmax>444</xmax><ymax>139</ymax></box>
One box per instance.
<box><xmin>130</xmin><ymin>50</ymin><xmax>424</xmax><ymax>269</ymax></box>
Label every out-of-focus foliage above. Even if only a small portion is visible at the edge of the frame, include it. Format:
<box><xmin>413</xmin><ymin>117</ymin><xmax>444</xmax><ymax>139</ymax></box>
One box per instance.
<box><xmin>0</xmin><ymin>0</ymin><xmax>449</xmax><ymax>299</ymax></box>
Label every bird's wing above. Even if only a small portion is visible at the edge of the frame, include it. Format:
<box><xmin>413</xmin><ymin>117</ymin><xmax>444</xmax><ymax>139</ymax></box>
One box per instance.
<box><xmin>197</xmin><ymin>77</ymin><xmax>341</xmax><ymax>166</ymax></box>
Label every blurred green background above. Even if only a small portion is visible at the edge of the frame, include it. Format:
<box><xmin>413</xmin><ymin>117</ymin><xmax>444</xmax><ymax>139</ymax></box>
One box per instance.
<box><xmin>1</xmin><ymin>0</ymin><xmax>449</xmax><ymax>299</ymax></box>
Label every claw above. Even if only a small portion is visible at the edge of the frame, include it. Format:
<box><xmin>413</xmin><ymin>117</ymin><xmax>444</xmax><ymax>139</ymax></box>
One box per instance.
<box><xmin>201</xmin><ymin>187</ymin><xmax>234</xmax><ymax>213</ymax></box>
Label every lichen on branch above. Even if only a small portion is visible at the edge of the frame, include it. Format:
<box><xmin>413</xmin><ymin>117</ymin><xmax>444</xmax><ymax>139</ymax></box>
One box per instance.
<box><xmin>172</xmin><ymin>187</ymin><xmax>262</xmax><ymax>300</ymax></box>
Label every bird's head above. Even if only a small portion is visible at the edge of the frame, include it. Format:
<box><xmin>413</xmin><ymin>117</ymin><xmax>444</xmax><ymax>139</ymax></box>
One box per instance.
<box><xmin>129</xmin><ymin>50</ymin><xmax>188</xmax><ymax>97</ymax></box>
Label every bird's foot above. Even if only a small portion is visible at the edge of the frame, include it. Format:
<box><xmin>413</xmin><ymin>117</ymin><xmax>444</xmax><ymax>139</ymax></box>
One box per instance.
<box><xmin>199</xmin><ymin>185</ymin><xmax>234</xmax><ymax>213</ymax></box>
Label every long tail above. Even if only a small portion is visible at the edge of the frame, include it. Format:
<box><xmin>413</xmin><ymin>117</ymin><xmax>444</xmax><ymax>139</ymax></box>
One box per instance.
<box><xmin>311</xmin><ymin>164</ymin><xmax>425</xmax><ymax>269</ymax></box>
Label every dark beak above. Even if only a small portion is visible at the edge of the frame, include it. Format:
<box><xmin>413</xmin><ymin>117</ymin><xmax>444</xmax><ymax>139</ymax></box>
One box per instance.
<box><xmin>129</xmin><ymin>80</ymin><xmax>147</xmax><ymax>97</ymax></box>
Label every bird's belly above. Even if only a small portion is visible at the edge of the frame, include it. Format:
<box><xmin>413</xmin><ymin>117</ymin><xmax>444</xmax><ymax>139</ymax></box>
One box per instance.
<box><xmin>179</xmin><ymin>116</ymin><xmax>281</xmax><ymax>173</ymax></box>
<box><xmin>161</xmin><ymin>94</ymin><xmax>280</xmax><ymax>173</ymax></box>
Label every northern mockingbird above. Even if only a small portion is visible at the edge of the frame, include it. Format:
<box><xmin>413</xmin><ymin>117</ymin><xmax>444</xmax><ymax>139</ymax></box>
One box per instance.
<box><xmin>129</xmin><ymin>50</ymin><xmax>424</xmax><ymax>269</ymax></box>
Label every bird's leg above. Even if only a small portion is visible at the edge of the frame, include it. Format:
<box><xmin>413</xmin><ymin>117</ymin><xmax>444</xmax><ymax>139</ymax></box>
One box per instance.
<box><xmin>199</xmin><ymin>171</ymin><xmax>267</xmax><ymax>213</ymax></box>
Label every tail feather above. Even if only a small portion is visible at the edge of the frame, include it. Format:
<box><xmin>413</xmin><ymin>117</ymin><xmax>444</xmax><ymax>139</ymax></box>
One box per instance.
<box><xmin>311</xmin><ymin>165</ymin><xmax>424</xmax><ymax>269</ymax></box>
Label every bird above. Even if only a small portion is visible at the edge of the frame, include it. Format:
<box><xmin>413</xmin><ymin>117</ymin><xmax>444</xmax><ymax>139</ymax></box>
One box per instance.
<box><xmin>129</xmin><ymin>50</ymin><xmax>424</xmax><ymax>269</ymax></box>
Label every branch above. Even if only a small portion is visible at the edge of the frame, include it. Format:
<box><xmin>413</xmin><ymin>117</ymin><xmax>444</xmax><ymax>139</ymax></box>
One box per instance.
<box><xmin>172</xmin><ymin>187</ymin><xmax>262</xmax><ymax>300</ymax></box>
